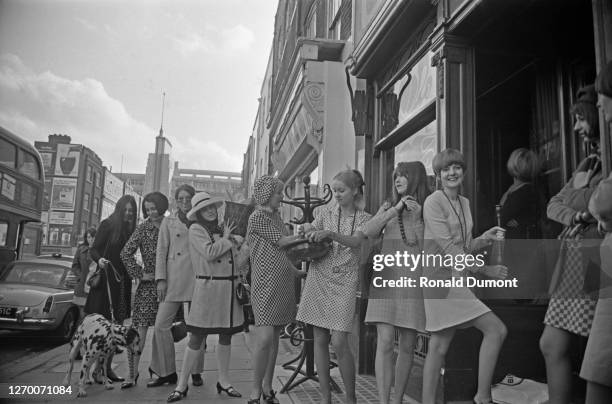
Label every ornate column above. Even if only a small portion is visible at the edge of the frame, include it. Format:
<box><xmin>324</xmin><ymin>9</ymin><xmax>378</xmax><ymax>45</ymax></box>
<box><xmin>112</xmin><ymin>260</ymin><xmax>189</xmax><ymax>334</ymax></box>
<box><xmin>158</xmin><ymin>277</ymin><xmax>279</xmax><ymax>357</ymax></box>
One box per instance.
<box><xmin>431</xmin><ymin>31</ymin><xmax>476</xmax><ymax>199</ymax></box>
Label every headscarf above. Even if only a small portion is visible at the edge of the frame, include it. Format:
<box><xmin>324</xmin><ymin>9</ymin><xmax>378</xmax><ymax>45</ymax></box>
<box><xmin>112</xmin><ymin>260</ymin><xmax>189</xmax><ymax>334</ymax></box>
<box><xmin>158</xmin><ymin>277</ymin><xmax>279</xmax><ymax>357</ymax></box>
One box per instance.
<box><xmin>253</xmin><ymin>175</ymin><xmax>283</xmax><ymax>206</ymax></box>
<box><xmin>570</xmin><ymin>85</ymin><xmax>599</xmax><ymax>141</ymax></box>
<box><xmin>595</xmin><ymin>61</ymin><xmax>612</xmax><ymax>98</ymax></box>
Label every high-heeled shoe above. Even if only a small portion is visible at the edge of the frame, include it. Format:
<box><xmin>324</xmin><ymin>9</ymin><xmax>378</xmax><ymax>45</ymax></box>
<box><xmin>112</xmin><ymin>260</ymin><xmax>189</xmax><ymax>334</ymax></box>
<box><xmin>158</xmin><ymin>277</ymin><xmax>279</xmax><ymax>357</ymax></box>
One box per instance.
<box><xmin>167</xmin><ymin>386</ymin><xmax>188</xmax><ymax>403</ymax></box>
<box><xmin>120</xmin><ymin>373</ymin><xmax>139</xmax><ymax>389</ymax></box>
<box><xmin>191</xmin><ymin>373</ymin><xmax>203</xmax><ymax>386</ymax></box>
<box><xmin>262</xmin><ymin>389</ymin><xmax>279</xmax><ymax>404</ymax></box>
<box><xmin>106</xmin><ymin>369</ymin><xmax>125</xmax><ymax>383</ymax></box>
<box><xmin>216</xmin><ymin>382</ymin><xmax>242</xmax><ymax>397</ymax></box>
<box><xmin>147</xmin><ymin>372</ymin><xmax>177</xmax><ymax>387</ymax></box>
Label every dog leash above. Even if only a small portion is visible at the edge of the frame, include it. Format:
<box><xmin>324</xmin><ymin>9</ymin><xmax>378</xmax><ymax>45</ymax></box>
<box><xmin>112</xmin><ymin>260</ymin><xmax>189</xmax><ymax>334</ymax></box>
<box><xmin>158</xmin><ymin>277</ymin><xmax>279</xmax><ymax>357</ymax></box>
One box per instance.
<box><xmin>104</xmin><ymin>263</ymin><xmax>119</xmax><ymax>324</ymax></box>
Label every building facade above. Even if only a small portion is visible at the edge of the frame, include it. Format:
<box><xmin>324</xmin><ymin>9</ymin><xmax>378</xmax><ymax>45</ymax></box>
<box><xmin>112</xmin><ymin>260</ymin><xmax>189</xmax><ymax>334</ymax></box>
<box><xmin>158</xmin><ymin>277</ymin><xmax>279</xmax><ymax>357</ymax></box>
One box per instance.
<box><xmin>143</xmin><ymin>128</ymin><xmax>173</xmax><ymax>197</ymax></box>
<box><xmin>171</xmin><ymin>163</ymin><xmax>243</xmax><ymax>205</ymax></box>
<box><xmin>35</xmin><ymin>134</ymin><xmax>104</xmax><ymax>255</ymax></box>
<box><xmin>349</xmin><ymin>0</ymin><xmax>612</xmax><ymax>401</ymax></box>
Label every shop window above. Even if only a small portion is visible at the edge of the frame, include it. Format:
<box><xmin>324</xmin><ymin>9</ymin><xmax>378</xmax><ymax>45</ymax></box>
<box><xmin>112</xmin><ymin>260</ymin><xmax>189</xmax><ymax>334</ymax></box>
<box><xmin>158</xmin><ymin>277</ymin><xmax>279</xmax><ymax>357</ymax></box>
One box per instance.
<box><xmin>391</xmin><ymin>54</ymin><xmax>436</xmax><ymax>129</ymax></box>
<box><xmin>394</xmin><ymin>121</ymin><xmax>437</xmax><ymax>177</ymax></box>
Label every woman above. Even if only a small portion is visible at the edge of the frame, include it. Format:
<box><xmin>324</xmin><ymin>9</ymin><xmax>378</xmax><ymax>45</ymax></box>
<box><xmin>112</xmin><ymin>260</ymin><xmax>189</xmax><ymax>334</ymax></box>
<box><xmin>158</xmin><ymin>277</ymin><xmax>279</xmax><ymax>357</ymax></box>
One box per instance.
<box><xmin>422</xmin><ymin>148</ymin><xmax>508</xmax><ymax>404</ymax></box>
<box><xmin>499</xmin><ymin>148</ymin><xmax>541</xmax><ymax>240</ymax></box>
<box><xmin>540</xmin><ymin>85</ymin><xmax>603</xmax><ymax>404</ymax></box>
<box><xmin>71</xmin><ymin>226</ymin><xmax>96</xmax><ymax>317</ymax></box>
<box><xmin>149</xmin><ymin>184</ymin><xmax>205</xmax><ymax>387</ymax></box>
<box><xmin>297</xmin><ymin>169</ymin><xmax>371</xmax><ymax>404</ymax></box>
<box><xmin>581</xmin><ymin>61</ymin><xmax>612</xmax><ymax>404</ymax></box>
<box><xmin>363</xmin><ymin>162</ymin><xmax>429</xmax><ymax>404</ymax></box>
<box><xmin>246</xmin><ymin>175</ymin><xmax>302</xmax><ymax>404</ymax></box>
<box><xmin>120</xmin><ymin>191</ymin><xmax>168</xmax><ymax>388</ymax></box>
<box><xmin>85</xmin><ymin>194</ymin><xmax>137</xmax><ymax>382</ymax></box>
<box><xmin>167</xmin><ymin>191</ymin><xmax>248</xmax><ymax>402</ymax></box>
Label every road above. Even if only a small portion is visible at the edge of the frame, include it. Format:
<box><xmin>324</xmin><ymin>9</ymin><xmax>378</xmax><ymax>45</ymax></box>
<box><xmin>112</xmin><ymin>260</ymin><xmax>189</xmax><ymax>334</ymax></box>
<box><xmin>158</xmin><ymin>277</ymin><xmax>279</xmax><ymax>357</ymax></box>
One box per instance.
<box><xmin>0</xmin><ymin>330</ymin><xmax>66</xmax><ymax>365</ymax></box>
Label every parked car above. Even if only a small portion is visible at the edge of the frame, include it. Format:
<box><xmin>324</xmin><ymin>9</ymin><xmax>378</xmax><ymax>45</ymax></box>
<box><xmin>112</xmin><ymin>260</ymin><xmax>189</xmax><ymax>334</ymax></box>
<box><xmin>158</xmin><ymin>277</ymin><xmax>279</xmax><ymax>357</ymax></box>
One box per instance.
<box><xmin>0</xmin><ymin>255</ymin><xmax>79</xmax><ymax>342</ymax></box>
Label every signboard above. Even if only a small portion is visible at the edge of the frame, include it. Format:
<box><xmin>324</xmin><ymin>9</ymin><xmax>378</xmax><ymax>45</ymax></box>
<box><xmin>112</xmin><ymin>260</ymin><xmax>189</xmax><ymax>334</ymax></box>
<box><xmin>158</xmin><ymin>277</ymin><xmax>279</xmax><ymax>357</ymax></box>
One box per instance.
<box><xmin>49</xmin><ymin>211</ymin><xmax>74</xmax><ymax>225</ymax></box>
<box><xmin>51</xmin><ymin>177</ymin><xmax>77</xmax><ymax>210</ymax></box>
<box><xmin>1</xmin><ymin>173</ymin><xmax>16</xmax><ymax>200</ymax></box>
<box><xmin>54</xmin><ymin>144</ymin><xmax>81</xmax><ymax>177</ymax></box>
<box><xmin>40</xmin><ymin>152</ymin><xmax>54</xmax><ymax>176</ymax></box>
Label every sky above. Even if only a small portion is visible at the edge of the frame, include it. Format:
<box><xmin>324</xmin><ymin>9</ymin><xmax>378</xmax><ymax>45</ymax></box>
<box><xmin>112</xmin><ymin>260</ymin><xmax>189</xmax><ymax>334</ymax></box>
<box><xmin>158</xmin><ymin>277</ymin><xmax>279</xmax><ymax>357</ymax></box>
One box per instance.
<box><xmin>0</xmin><ymin>0</ymin><xmax>277</xmax><ymax>174</ymax></box>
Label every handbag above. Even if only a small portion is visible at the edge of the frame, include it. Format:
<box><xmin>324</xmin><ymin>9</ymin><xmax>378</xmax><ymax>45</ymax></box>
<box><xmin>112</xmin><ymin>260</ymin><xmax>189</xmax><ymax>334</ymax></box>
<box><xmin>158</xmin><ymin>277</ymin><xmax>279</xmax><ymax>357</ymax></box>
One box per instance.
<box><xmin>235</xmin><ymin>281</ymin><xmax>251</xmax><ymax>306</ymax></box>
<box><xmin>171</xmin><ymin>302</ymin><xmax>189</xmax><ymax>342</ymax></box>
<box><xmin>85</xmin><ymin>239</ymin><xmax>110</xmax><ymax>292</ymax></box>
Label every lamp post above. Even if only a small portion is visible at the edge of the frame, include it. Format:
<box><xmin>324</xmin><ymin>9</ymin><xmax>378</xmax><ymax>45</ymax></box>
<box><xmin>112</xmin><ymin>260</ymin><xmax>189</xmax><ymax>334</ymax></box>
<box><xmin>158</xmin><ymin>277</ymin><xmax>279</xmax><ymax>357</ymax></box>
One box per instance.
<box><xmin>278</xmin><ymin>176</ymin><xmax>342</xmax><ymax>394</ymax></box>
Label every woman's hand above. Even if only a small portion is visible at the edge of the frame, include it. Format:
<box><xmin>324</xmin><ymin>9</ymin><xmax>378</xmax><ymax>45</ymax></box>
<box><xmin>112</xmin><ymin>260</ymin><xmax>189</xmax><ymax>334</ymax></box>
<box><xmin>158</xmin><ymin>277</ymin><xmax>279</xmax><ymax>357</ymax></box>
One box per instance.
<box><xmin>156</xmin><ymin>280</ymin><xmax>167</xmax><ymax>302</ymax></box>
<box><xmin>308</xmin><ymin>230</ymin><xmax>333</xmax><ymax>243</ymax></box>
<box><xmin>480</xmin><ymin>226</ymin><xmax>506</xmax><ymax>241</ymax></box>
<box><xmin>290</xmin><ymin>263</ymin><xmax>307</xmax><ymax>278</ymax></box>
<box><xmin>98</xmin><ymin>258</ymin><xmax>109</xmax><ymax>269</ymax></box>
<box><xmin>142</xmin><ymin>272</ymin><xmax>155</xmax><ymax>281</ymax></box>
<box><xmin>223</xmin><ymin>221</ymin><xmax>237</xmax><ymax>239</ymax></box>
<box><xmin>480</xmin><ymin>265</ymin><xmax>508</xmax><ymax>279</ymax></box>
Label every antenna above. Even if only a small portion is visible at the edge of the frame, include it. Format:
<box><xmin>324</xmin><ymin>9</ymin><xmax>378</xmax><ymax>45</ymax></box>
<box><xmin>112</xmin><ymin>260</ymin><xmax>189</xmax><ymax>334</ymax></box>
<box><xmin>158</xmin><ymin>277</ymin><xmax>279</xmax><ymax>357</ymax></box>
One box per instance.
<box><xmin>159</xmin><ymin>91</ymin><xmax>166</xmax><ymax>137</ymax></box>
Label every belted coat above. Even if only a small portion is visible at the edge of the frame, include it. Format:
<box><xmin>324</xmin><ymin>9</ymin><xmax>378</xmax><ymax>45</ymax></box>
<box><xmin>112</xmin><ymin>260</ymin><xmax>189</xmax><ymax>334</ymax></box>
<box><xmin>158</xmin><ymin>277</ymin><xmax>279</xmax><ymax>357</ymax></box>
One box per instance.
<box><xmin>155</xmin><ymin>213</ymin><xmax>196</xmax><ymax>302</ymax></box>
<box><xmin>186</xmin><ymin>223</ymin><xmax>248</xmax><ymax>334</ymax></box>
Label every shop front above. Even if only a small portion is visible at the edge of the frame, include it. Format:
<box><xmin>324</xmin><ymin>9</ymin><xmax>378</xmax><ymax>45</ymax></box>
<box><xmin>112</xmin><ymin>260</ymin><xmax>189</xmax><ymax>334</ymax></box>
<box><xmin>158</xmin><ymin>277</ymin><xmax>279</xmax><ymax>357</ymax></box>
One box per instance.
<box><xmin>350</xmin><ymin>0</ymin><xmax>612</xmax><ymax>401</ymax></box>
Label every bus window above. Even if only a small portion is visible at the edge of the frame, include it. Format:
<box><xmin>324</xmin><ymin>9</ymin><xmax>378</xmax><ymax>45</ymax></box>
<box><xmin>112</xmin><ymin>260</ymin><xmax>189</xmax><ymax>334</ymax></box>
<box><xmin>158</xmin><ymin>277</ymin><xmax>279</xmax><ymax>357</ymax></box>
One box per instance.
<box><xmin>0</xmin><ymin>138</ymin><xmax>16</xmax><ymax>169</ymax></box>
<box><xmin>0</xmin><ymin>222</ymin><xmax>7</xmax><ymax>246</ymax></box>
<box><xmin>17</xmin><ymin>149</ymin><xmax>42</xmax><ymax>180</ymax></box>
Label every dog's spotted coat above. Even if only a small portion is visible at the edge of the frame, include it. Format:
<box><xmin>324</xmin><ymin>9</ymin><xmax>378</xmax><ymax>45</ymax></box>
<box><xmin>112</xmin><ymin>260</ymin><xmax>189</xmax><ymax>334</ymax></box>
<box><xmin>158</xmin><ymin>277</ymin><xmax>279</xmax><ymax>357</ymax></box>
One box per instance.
<box><xmin>62</xmin><ymin>314</ymin><xmax>140</xmax><ymax>397</ymax></box>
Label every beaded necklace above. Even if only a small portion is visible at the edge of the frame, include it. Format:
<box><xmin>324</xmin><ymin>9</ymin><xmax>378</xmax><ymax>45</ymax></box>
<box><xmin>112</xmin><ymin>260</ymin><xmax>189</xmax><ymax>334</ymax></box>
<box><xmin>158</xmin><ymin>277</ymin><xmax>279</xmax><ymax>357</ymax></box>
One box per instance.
<box><xmin>397</xmin><ymin>209</ymin><xmax>417</xmax><ymax>246</ymax></box>
<box><xmin>441</xmin><ymin>190</ymin><xmax>468</xmax><ymax>251</ymax></box>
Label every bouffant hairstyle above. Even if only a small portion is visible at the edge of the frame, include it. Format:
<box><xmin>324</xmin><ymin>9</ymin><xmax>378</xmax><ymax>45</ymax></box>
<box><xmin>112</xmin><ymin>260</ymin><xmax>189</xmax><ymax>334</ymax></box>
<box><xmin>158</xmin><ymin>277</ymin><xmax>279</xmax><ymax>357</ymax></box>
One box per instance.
<box><xmin>81</xmin><ymin>226</ymin><xmax>97</xmax><ymax>246</ymax></box>
<box><xmin>432</xmin><ymin>148</ymin><xmax>466</xmax><ymax>176</ymax></box>
<box><xmin>142</xmin><ymin>192</ymin><xmax>169</xmax><ymax>219</ymax></box>
<box><xmin>174</xmin><ymin>184</ymin><xmax>196</xmax><ymax>200</ymax></box>
<box><xmin>507</xmin><ymin>148</ymin><xmax>540</xmax><ymax>182</ymax></box>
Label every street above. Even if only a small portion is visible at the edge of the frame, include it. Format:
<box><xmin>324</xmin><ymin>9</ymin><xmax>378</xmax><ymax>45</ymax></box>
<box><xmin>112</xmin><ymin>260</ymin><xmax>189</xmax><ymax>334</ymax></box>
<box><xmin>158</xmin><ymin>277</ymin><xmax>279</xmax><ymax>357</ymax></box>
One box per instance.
<box><xmin>0</xmin><ymin>330</ymin><xmax>66</xmax><ymax>365</ymax></box>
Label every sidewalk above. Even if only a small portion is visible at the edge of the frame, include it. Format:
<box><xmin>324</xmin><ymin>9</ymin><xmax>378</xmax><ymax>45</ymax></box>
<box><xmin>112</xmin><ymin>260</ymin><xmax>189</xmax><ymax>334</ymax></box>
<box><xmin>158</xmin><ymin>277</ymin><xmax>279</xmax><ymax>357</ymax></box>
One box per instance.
<box><xmin>0</xmin><ymin>329</ymin><xmax>393</xmax><ymax>403</ymax></box>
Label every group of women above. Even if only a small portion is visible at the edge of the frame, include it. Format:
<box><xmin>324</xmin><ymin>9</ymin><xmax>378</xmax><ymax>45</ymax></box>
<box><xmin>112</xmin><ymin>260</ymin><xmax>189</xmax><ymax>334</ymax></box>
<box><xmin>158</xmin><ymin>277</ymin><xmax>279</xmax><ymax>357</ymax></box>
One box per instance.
<box><xmin>70</xmin><ymin>61</ymin><xmax>612</xmax><ymax>404</ymax></box>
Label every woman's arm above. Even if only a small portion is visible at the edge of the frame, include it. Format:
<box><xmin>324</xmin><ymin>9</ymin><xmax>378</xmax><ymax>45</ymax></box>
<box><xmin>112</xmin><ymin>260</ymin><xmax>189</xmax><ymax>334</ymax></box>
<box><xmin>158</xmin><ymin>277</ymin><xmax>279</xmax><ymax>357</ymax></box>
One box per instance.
<box><xmin>547</xmin><ymin>177</ymin><xmax>580</xmax><ymax>226</ymax></box>
<box><xmin>363</xmin><ymin>203</ymin><xmax>397</xmax><ymax>237</ymax></box>
<box><xmin>423</xmin><ymin>196</ymin><xmax>466</xmax><ymax>257</ymax></box>
<box><xmin>189</xmin><ymin>224</ymin><xmax>233</xmax><ymax>260</ymax></box>
<box><xmin>121</xmin><ymin>224</ymin><xmax>143</xmax><ymax>279</ymax></box>
<box><xmin>155</xmin><ymin>217</ymin><xmax>171</xmax><ymax>281</ymax></box>
<box><xmin>89</xmin><ymin>220</ymin><xmax>110</xmax><ymax>264</ymax></box>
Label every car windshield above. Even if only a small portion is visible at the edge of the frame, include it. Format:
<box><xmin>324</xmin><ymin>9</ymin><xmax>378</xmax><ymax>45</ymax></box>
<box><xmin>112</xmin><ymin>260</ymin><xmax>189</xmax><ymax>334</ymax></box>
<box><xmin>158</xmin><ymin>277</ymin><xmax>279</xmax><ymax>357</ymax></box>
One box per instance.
<box><xmin>1</xmin><ymin>262</ymin><xmax>67</xmax><ymax>288</ymax></box>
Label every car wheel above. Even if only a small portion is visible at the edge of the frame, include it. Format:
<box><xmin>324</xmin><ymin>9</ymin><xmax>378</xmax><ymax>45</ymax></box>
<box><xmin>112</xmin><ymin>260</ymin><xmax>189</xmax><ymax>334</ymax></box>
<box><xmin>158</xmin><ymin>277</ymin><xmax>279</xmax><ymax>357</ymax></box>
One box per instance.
<box><xmin>55</xmin><ymin>309</ymin><xmax>78</xmax><ymax>342</ymax></box>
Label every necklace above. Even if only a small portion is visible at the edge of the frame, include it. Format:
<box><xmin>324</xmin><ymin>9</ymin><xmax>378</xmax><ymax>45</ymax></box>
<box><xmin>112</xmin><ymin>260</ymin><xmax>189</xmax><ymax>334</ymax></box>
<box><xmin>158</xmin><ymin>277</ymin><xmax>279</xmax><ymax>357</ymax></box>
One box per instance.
<box><xmin>442</xmin><ymin>190</ymin><xmax>468</xmax><ymax>251</ymax></box>
<box><xmin>397</xmin><ymin>211</ymin><xmax>417</xmax><ymax>246</ymax></box>
<box><xmin>337</xmin><ymin>206</ymin><xmax>357</xmax><ymax>236</ymax></box>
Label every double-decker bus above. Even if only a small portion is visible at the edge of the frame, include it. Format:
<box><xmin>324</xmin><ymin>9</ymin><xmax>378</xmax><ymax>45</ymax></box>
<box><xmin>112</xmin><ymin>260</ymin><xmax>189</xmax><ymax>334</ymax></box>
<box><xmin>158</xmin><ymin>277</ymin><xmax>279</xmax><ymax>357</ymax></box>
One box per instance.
<box><xmin>0</xmin><ymin>126</ymin><xmax>44</xmax><ymax>270</ymax></box>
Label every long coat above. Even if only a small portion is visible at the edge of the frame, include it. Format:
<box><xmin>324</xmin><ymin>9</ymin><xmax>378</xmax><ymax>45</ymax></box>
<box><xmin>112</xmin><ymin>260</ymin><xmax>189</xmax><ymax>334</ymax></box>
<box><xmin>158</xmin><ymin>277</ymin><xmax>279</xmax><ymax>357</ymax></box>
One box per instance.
<box><xmin>186</xmin><ymin>223</ymin><xmax>247</xmax><ymax>334</ymax></box>
<box><xmin>71</xmin><ymin>244</ymin><xmax>92</xmax><ymax>299</ymax></box>
<box><xmin>85</xmin><ymin>218</ymin><xmax>132</xmax><ymax>322</ymax></box>
<box><xmin>155</xmin><ymin>213</ymin><xmax>196</xmax><ymax>302</ymax></box>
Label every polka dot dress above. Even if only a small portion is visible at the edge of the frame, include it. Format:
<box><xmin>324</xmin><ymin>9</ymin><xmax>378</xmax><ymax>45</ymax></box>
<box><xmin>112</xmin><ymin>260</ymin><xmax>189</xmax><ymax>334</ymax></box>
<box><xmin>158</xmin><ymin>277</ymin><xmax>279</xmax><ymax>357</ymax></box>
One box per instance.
<box><xmin>247</xmin><ymin>208</ymin><xmax>296</xmax><ymax>326</ymax></box>
<box><xmin>296</xmin><ymin>206</ymin><xmax>371</xmax><ymax>332</ymax></box>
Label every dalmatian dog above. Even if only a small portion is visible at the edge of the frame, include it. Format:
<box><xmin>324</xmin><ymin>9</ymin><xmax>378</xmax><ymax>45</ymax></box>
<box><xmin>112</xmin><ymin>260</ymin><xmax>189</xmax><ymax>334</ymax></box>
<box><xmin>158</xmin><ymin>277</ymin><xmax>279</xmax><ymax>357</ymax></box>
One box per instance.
<box><xmin>62</xmin><ymin>314</ymin><xmax>140</xmax><ymax>398</ymax></box>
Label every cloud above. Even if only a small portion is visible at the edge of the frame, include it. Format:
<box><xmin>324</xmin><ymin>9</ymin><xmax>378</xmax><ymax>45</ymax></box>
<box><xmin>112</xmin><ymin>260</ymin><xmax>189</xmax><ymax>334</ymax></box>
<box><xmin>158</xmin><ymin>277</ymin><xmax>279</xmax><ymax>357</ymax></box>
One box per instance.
<box><xmin>170</xmin><ymin>135</ymin><xmax>243</xmax><ymax>172</ymax></box>
<box><xmin>171</xmin><ymin>24</ymin><xmax>255</xmax><ymax>56</ymax></box>
<box><xmin>0</xmin><ymin>53</ymin><xmax>243</xmax><ymax>174</ymax></box>
<box><xmin>222</xmin><ymin>25</ymin><xmax>255</xmax><ymax>51</ymax></box>
<box><xmin>0</xmin><ymin>53</ymin><xmax>153</xmax><ymax>173</ymax></box>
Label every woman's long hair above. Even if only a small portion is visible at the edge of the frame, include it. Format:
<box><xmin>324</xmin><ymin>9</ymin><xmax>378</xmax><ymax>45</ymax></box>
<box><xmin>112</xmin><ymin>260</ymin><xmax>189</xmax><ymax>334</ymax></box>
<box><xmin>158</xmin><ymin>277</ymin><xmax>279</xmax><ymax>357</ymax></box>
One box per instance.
<box><xmin>392</xmin><ymin>161</ymin><xmax>431</xmax><ymax>207</ymax></box>
<box><xmin>108</xmin><ymin>195</ymin><xmax>137</xmax><ymax>244</ymax></box>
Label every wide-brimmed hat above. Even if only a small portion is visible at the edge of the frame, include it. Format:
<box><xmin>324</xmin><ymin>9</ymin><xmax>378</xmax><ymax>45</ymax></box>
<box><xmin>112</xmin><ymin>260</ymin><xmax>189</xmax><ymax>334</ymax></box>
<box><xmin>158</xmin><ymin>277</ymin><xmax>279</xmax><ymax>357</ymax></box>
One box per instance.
<box><xmin>186</xmin><ymin>192</ymin><xmax>224</xmax><ymax>221</ymax></box>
